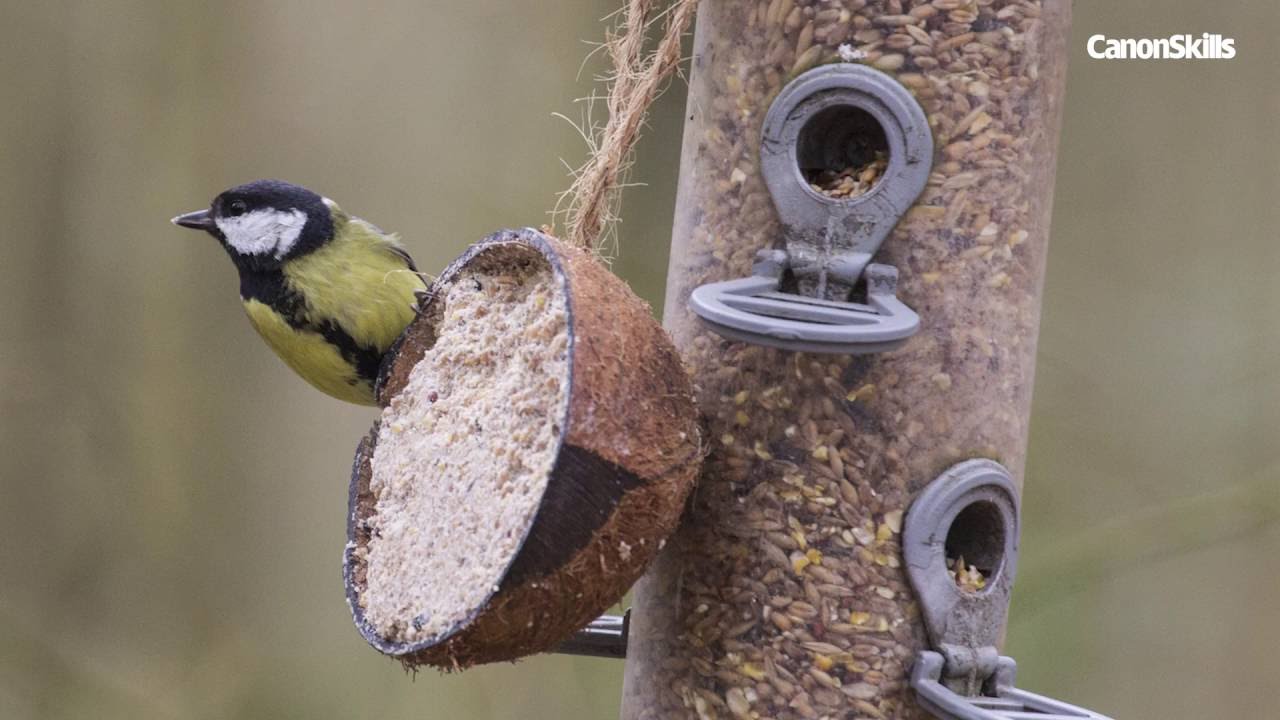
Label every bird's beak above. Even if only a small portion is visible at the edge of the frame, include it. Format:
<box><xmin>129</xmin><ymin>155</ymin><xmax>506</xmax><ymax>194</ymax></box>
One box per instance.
<box><xmin>171</xmin><ymin>208</ymin><xmax>216</xmax><ymax>231</ymax></box>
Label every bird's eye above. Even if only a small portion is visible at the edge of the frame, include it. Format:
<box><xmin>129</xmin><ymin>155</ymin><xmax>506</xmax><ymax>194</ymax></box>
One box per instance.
<box><xmin>227</xmin><ymin>199</ymin><xmax>248</xmax><ymax>216</ymax></box>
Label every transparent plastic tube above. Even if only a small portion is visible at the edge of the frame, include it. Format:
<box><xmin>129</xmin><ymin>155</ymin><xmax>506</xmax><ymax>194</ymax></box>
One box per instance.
<box><xmin>622</xmin><ymin>2</ymin><xmax>1071</xmax><ymax>718</ymax></box>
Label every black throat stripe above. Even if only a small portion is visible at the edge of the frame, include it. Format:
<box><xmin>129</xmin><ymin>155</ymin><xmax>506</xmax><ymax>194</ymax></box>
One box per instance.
<box><xmin>239</xmin><ymin>270</ymin><xmax>385</xmax><ymax>385</ymax></box>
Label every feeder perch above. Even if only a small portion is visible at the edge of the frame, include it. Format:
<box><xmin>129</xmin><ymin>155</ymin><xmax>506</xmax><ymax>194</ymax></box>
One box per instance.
<box><xmin>557</xmin><ymin>611</ymin><xmax>630</xmax><ymax>659</ymax></box>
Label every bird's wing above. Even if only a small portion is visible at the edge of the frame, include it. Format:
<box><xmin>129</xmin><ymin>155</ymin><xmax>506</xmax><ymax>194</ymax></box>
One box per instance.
<box><xmin>351</xmin><ymin>214</ymin><xmax>420</xmax><ymax>273</ymax></box>
<box><xmin>383</xmin><ymin>242</ymin><xmax>419</xmax><ymax>273</ymax></box>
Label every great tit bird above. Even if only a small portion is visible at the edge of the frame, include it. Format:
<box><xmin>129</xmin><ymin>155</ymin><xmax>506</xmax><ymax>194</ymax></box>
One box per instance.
<box><xmin>172</xmin><ymin>179</ymin><xmax>426</xmax><ymax>406</ymax></box>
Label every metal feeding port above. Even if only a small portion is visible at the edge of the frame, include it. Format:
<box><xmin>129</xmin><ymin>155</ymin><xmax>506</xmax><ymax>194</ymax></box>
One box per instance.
<box><xmin>903</xmin><ymin>460</ymin><xmax>1112</xmax><ymax>720</ymax></box>
<box><xmin>690</xmin><ymin>63</ymin><xmax>933</xmax><ymax>354</ymax></box>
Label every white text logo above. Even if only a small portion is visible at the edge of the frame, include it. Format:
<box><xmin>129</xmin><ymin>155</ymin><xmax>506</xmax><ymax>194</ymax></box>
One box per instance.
<box><xmin>1088</xmin><ymin>34</ymin><xmax>1236</xmax><ymax>60</ymax></box>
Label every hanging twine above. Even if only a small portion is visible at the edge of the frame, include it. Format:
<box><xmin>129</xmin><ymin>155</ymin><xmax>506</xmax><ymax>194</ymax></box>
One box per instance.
<box><xmin>560</xmin><ymin>0</ymin><xmax>700</xmax><ymax>253</ymax></box>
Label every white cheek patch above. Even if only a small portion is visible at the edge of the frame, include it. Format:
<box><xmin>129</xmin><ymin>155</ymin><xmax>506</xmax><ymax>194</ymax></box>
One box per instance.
<box><xmin>216</xmin><ymin>208</ymin><xmax>308</xmax><ymax>259</ymax></box>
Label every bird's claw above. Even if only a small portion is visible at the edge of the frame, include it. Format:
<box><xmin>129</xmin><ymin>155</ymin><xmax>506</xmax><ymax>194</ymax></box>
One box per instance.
<box><xmin>413</xmin><ymin>288</ymin><xmax>432</xmax><ymax>313</ymax></box>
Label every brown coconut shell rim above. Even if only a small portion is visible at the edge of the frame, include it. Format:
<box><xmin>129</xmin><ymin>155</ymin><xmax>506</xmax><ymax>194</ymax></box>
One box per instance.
<box><xmin>343</xmin><ymin>228</ymin><xmax>585</xmax><ymax>658</ymax></box>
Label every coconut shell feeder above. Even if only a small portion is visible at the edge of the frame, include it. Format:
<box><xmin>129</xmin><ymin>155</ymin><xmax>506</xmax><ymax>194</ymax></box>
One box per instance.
<box><xmin>344</xmin><ymin>228</ymin><xmax>701</xmax><ymax>669</ymax></box>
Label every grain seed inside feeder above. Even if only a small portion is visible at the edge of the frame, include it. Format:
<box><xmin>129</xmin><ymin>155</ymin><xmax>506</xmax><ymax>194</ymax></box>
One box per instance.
<box><xmin>344</xmin><ymin>228</ymin><xmax>701</xmax><ymax>669</ymax></box>
<box><xmin>946</xmin><ymin>556</ymin><xmax>988</xmax><ymax>593</ymax></box>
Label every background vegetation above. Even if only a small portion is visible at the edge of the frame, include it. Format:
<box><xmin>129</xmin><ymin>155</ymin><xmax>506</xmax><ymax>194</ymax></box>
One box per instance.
<box><xmin>2</xmin><ymin>2</ymin><xmax>1276</xmax><ymax>718</ymax></box>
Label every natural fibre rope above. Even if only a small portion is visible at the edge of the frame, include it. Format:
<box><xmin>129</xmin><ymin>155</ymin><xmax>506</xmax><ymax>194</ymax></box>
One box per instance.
<box><xmin>560</xmin><ymin>0</ymin><xmax>699</xmax><ymax>253</ymax></box>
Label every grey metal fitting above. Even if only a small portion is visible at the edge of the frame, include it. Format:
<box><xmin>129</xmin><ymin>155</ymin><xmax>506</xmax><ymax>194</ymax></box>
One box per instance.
<box><xmin>904</xmin><ymin>460</ymin><xmax>1113</xmax><ymax>720</ymax></box>
<box><xmin>689</xmin><ymin>62</ymin><xmax>933</xmax><ymax>354</ymax></box>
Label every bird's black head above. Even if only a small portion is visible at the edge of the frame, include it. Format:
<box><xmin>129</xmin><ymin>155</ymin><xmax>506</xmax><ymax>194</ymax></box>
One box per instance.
<box><xmin>172</xmin><ymin>179</ymin><xmax>335</xmax><ymax>272</ymax></box>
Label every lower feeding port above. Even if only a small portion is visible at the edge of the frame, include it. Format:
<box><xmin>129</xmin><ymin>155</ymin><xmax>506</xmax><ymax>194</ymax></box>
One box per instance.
<box><xmin>903</xmin><ymin>459</ymin><xmax>1020</xmax><ymax>654</ymax></box>
<box><xmin>904</xmin><ymin>460</ymin><xmax>1113</xmax><ymax>719</ymax></box>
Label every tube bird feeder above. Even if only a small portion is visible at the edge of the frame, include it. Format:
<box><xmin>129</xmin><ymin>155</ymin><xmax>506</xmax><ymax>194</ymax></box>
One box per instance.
<box><xmin>621</xmin><ymin>2</ymin><xmax>1087</xmax><ymax>719</ymax></box>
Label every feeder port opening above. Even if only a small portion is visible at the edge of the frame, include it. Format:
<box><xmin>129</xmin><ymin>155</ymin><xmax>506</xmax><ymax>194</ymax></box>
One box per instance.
<box><xmin>944</xmin><ymin>500</ymin><xmax>1006</xmax><ymax>592</ymax></box>
<box><xmin>796</xmin><ymin>103</ymin><xmax>890</xmax><ymax>200</ymax></box>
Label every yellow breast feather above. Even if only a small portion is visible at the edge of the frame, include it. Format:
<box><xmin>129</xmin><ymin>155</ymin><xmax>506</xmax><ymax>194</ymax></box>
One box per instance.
<box><xmin>282</xmin><ymin>217</ymin><xmax>426</xmax><ymax>356</ymax></box>
<box><xmin>242</xmin><ymin>298</ymin><xmax>377</xmax><ymax>405</ymax></box>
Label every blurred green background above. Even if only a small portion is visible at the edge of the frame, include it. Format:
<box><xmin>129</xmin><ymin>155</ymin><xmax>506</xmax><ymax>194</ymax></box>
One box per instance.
<box><xmin>1</xmin><ymin>2</ymin><xmax>1277</xmax><ymax>718</ymax></box>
